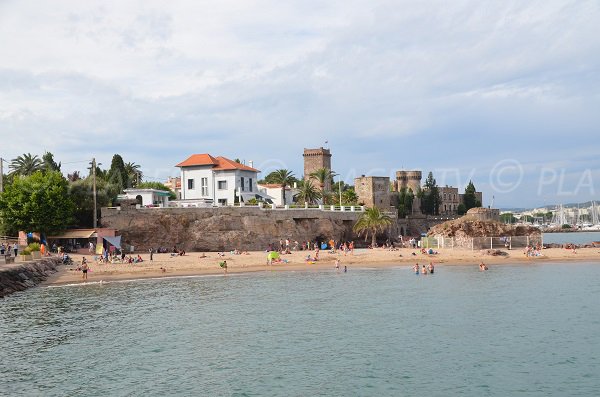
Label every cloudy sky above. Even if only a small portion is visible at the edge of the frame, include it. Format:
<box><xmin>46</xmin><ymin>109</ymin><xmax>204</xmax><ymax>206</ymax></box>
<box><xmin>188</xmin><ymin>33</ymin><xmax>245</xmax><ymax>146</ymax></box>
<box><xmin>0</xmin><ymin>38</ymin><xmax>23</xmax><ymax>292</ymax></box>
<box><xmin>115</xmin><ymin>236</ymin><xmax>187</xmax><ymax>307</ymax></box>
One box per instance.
<box><xmin>1</xmin><ymin>0</ymin><xmax>599</xmax><ymax>208</ymax></box>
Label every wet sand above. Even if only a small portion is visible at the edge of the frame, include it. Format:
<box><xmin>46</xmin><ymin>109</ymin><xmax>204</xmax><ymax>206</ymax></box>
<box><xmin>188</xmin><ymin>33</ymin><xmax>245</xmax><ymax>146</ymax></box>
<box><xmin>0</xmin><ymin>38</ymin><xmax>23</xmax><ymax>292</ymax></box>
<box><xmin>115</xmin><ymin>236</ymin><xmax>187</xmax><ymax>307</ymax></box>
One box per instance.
<box><xmin>45</xmin><ymin>247</ymin><xmax>600</xmax><ymax>285</ymax></box>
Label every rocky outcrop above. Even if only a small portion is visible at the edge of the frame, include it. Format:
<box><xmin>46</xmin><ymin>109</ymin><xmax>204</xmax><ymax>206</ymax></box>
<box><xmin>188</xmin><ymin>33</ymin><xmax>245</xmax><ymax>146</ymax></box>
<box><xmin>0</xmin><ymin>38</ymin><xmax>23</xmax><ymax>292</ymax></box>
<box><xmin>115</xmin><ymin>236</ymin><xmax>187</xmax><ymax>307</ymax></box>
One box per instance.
<box><xmin>101</xmin><ymin>207</ymin><xmax>373</xmax><ymax>252</ymax></box>
<box><xmin>0</xmin><ymin>258</ymin><xmax>61</xmax><ymax>298</ymax></box>
<box><xmin>428</xmin><ymin>216</ymin><xmax>541</xmax><ymax>238</ymax></box>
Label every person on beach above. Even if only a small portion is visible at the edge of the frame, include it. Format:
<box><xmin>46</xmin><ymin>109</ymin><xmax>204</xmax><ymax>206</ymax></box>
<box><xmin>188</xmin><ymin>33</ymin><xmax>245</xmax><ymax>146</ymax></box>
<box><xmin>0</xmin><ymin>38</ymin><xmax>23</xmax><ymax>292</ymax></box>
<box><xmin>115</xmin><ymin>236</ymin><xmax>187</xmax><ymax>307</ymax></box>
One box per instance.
<box><xmin>428</xmin><ymin>262</ymin><xmax>435</xmax><ymax>274</ymax></box>
<box><xmin>81</xmin><ymin>258</ymin><xmax>89</xmax><ymax>280</ymax></box>
<box><xmin>220</xmin><ymin>260</ymin><xmax>228</xmax><ymax>274</ymax></box>
<box><xmin>13</xmin><ymin>242</ymin><xmax>18</xmax><ymax>257</ymax></box>
<box><xmin>413</xmin><ymin>263</ymin><xmax>419</xmax><ymax>275</ymax></box>
<box><xmin>149</xmin><ymin>247</ymin><xmax>154</xmax><ymax>261</ymax></box>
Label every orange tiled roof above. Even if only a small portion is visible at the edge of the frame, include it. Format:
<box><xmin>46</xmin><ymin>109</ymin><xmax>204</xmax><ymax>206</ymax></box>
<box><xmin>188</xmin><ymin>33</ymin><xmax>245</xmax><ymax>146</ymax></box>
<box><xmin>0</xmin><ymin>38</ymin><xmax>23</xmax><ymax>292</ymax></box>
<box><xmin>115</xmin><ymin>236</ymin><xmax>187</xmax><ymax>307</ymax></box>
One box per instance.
<box><xmin>176</xmin><ymin>154</ymin><xmax>259</xmax><ymax>172</ymax></box>
<box><xmin>176</xmin><ymin>154</ymin><xmax>218</xmax><ymax>167</ymax></box>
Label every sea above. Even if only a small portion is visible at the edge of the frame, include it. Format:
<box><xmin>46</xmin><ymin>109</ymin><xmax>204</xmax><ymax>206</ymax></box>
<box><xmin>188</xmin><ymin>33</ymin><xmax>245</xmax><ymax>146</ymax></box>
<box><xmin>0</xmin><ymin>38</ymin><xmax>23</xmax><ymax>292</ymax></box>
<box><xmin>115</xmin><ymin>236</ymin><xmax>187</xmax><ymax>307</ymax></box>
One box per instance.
<box><xmin>1</xmin><ymin>264</ymin><xmax>599</xmax><ymax>396</ymax></box>
<box><xmin>542</xmin><ymin>231</ymin><xmax>600</xmax><ymax>245</ymax></box>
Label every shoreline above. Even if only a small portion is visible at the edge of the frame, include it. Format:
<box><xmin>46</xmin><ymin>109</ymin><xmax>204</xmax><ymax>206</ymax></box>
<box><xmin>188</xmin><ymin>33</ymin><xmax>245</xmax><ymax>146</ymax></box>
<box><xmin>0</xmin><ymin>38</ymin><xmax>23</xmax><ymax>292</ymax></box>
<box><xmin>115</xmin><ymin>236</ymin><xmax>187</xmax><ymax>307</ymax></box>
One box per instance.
<box><xmin>43</xmin><ymin>247</ymin><xmax>600</xmax><ymax>286</ymax></box>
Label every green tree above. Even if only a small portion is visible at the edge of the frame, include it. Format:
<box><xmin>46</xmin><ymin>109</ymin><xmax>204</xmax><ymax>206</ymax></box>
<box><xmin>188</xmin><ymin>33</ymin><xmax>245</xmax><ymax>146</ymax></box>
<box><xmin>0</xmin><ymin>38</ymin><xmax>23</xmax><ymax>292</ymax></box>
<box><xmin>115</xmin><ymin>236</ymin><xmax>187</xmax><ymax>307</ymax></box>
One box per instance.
<box><xmin>0</xmin><ymin>171</ymin><xmax>75</xmax><ymax>235</ymax></box>
<box><xmin>309</xmin><ymin>168</ymin><xmax>337</xmax><ymax>192</ymax></box>
<box><xmin>394</xmin><ymin>187</ymin><xmax>415</xmax><ymax>218</ymax></box>
<box><xmin>9</xmin><ymin>153</ymin><xmax>43</xmax><ymax>176</ymax></box>
<box><xmin>457</xmin><ymin>203</ymin><xmax>467</xmax><ymax>215</ymax></box>
<box><xmin>353</xmin><ymin>207</ymin><xmax>394</xmax><ymax>247</ymax></box>
<box><xmin>269</xmin><ymin>169</ymin><xmax>296</xmax><ymax>204</ymax></box>
<box><xmin>463</xmin><ymin>180</ymin><xmax>481</xmax><ymax>211</ymax></box>
<box><xmin>107</xmin><ymin>154</ymin><xmax>129</xmax><ymax>191</ymax></box>
<box><xmin>42</xmin><ymin>152</ymin><xmax>61</xmax><ymax>173</ymax></box>
<box><xmin>294</xmin><ymin>179</ymin><xmax>322</xmax><ymax>205</ymax></box>
<box><xmin>137</xmin><ymin>181</ymin><xmax>177</xmax><ymax>200</ymax></box>
<box><xmin>69</xmin><ymin>177</ymin><xmax>116</xmax><ymax>227</ymax></box>
<box><xmin>500</xmin><ymin>213</ymin><xmax>517</xmax><ymax>224</ymax></box>
<box><xmin>124</xmin><ymin>162</ymin><xmax>143</xmax><ymax>187</ymax></box>
<box><xmin>260</xmin><ymin>170</ymin><xmax>299</xmax><ymax>186</ymax></box>
<box><xmin>421</xmin><ymin>172</ymin><xmax>441</xmax><ymax>215</ymax></box>
<box><xmin>341</xmin><ymin>187</ymin><xmax>358</xmax><ymax>205</ymax></box>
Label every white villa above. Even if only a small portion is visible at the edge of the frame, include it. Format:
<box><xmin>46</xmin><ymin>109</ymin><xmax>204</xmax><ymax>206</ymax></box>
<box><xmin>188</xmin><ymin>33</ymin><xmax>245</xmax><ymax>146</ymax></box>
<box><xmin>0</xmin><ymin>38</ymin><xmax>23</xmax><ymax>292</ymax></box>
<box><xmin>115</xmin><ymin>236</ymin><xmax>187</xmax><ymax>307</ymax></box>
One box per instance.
<box><xmin>176</xmin><ymin>154</ymin><xmax>272</xmax><ymax>206</ymax></box>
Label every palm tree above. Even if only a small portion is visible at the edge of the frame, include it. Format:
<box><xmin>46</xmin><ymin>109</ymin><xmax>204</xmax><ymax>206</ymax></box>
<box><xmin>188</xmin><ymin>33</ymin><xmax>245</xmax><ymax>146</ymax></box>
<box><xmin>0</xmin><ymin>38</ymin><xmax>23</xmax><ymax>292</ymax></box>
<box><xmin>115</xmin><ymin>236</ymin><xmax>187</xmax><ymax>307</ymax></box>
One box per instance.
<box><xmin>341</xmin><ymin>188</ymin><xmax>359</xmax><ymax>205</ymax></box>
<box><xmin>294</xmin><ymin>179</ymin><xmax>322</xmax><ymax>205</ymax></box>
<box><xmin>125</xmin><ymin>162</ymin><xmax>143</xmax><ymax>187</ymax></box>
<box><xmin>353</xmin><ymin>207</ymin><xmax>393</xmax><ymax>247</ymax></box>
<box><xmin>270</xmin><ymin>169</ymin><xmax>296</xmax><ymax>205</ymax></box>
<box><xmin>9</xmin><ymin>153</ymin><xmax>43</xmax><ymax>176</ymax></box>
<box><xmin>309</xmin><ymin>168</ymin><xmax>337</xmax><ymax>191</ymax></box>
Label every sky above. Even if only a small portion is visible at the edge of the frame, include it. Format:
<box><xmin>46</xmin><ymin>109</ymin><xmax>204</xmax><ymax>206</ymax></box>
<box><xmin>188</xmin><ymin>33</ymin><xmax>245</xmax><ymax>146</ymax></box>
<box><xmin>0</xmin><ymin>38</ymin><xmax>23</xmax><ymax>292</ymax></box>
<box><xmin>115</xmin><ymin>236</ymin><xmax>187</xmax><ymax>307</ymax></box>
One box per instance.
<box><xmin>1</xmin><ymin>0</ymin><xmax>599</xmax><ymax>209</ymax></box>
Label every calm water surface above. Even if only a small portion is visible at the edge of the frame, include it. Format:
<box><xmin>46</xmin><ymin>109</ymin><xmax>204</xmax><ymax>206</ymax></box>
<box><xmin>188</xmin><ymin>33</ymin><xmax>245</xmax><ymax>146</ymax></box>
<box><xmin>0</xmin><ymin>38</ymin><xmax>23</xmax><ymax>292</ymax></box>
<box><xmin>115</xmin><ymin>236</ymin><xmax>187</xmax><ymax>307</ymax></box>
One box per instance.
<box><xmin>543</xmin><ymin>231</ymin><xmax>600</xmax><ymax>245</ymax></box>
<box><xmin>1</xmin><ymin>264</ymin><xmax>600</xmax><ymax>396</ymax></box>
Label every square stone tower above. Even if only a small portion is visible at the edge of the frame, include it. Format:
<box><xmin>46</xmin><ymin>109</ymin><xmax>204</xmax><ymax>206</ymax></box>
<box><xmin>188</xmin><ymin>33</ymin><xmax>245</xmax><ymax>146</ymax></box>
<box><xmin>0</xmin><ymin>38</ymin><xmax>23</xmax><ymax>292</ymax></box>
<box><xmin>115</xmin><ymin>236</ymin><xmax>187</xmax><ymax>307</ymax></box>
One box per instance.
<box><xmin>354</xmin><ymin>175</ymin><xmax>391</xmax><ymax>209</ymax></box>
<box><xmin>303</xmin><ymin>147</ymin><xmax>332</xmax><ymax>191</ymax></box>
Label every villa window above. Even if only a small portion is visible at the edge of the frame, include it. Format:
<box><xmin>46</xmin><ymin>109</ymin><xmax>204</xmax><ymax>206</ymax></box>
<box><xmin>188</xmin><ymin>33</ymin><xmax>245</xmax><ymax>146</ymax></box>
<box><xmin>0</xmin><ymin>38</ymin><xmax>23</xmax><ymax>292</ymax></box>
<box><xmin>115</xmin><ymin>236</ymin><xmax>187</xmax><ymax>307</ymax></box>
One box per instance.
<box><xmin>241</xmin><ymin>177</ymin><xmax>245</xmax><ymax>192</ymax></box>
<box><xmin>218</xmin><ymin>180</ymin><xmax>227</xmax><ymax>190</ymax></box>
<box><xmin>201</xmin><ymin>178</ymin><xmax>208</xmax><ymax>196</ymax></box>
<box><xmin>249</xmin><ymin>178</ymin><xmax>253</xmax><ymax>192</ymax></box>
<box><xmin>187</xmin><ymin>179</ymin><xmax>195</xmax><ymax>190</ymax></box>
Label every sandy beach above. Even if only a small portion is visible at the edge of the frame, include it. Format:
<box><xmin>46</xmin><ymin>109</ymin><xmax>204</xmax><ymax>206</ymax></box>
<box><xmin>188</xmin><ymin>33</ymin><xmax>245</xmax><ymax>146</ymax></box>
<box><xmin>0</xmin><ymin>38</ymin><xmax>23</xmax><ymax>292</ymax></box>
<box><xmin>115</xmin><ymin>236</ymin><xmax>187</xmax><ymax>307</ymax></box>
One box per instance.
<box><xmin>44</xmin><ymin>247</ymin><xmax>600</xmax><ymax>285</ymax></box>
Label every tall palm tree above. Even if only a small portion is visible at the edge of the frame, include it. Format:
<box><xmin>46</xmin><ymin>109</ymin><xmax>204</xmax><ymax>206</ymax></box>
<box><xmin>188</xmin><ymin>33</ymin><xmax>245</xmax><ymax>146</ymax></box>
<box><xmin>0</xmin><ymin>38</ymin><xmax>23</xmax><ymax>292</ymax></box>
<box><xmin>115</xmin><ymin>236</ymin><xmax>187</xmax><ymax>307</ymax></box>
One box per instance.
<box><xmin>125</xmin><ymin>162</ymin><xmax>143</xmax><ymax>187</ymax></box>
<box><xmin>9</xmin><ymin>153</ymin><xmax>43</xmax><ymax>176</ymax></box>
<box><xmin>353</xmin><ymin>207</ymin><xmax>393</xmax><ymax>247</ymax></box>
<box><xmin>270</xmin><ymin>169</ymin><xmax>296</xmax><ymax>205</ymax></box>
<box><xmin>309</xmin><ymin>168</ymin><xmax>337</xmax><ymax>192</ymax></box>
<box><xmin>294</xmin><ymin>179</ymin><xmax>322</xmax><ymax>205</ymax></box>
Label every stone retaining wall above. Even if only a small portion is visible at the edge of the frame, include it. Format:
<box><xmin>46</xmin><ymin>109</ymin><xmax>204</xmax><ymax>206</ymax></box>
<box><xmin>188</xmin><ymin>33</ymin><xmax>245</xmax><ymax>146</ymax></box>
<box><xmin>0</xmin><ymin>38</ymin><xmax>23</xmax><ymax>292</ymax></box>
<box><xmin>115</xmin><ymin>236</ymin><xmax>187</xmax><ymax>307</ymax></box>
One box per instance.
<box><xmin>0</xmin><ymin>258</ymin><xmax>61</xmax><ymax>298</ymax></box>
<box><xmin>101</xmin><ymin>207</ymin><xmax>401</xmax><ymax>251</ymax></box>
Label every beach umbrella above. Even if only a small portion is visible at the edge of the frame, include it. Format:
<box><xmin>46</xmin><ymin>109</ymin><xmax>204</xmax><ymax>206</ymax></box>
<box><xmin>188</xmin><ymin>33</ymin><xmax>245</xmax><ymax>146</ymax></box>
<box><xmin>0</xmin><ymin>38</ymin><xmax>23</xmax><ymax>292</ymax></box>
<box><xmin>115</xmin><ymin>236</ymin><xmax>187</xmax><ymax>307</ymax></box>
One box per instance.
<box><xmin>267</xmin><ymin>251</ymin><xmax>280</xmax><ymax>260</ymax></box>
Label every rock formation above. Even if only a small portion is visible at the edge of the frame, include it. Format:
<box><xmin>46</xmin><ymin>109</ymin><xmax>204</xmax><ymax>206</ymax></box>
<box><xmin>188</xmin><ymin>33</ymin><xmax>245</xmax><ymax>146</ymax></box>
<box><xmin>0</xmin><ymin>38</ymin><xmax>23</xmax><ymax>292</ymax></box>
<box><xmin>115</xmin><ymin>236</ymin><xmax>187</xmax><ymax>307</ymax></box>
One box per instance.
<box><xmin>0</xmin><ymin>258</ymin><xmax>61</xmax><ymax>298</ymax></box>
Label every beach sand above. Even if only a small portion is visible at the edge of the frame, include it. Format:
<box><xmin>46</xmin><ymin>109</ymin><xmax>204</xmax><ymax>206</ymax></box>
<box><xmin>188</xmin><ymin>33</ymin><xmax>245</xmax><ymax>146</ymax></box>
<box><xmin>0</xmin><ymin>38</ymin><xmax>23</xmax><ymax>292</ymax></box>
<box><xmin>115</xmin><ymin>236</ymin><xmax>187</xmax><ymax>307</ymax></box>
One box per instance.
<box><xmin>45</xmin><ymin>247</ymin><xmax>600</xmax><ymax>285</ymax></box>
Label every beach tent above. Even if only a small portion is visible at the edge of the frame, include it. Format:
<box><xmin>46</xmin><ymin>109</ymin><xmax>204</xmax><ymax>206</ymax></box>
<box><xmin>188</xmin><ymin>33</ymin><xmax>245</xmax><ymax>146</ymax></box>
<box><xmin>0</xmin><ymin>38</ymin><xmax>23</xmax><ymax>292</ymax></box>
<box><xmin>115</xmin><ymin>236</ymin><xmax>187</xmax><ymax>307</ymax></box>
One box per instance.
<box><xmin>267</xmin><ymin>251</ymin><xmax>280</xmax><ymax>261</ymax></box>
<box><xmin>103</xmin><ymin>236</ymin><xmax>122</xmax><ymax>250</ymax></box>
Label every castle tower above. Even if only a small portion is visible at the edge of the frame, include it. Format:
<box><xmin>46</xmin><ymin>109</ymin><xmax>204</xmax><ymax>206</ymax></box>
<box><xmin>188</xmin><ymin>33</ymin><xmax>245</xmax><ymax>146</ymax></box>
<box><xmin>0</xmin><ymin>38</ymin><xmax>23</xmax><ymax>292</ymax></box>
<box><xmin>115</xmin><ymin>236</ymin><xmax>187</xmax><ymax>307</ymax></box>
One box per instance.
<box><xmin>303</xmin><ymin>147</ymin><xmax>332</xmax><ymax>191</ymax></box>
<box><xmin>395</xmin><ymin>170</ymin><xmax>422</xmax><ymax>193</ymax></box>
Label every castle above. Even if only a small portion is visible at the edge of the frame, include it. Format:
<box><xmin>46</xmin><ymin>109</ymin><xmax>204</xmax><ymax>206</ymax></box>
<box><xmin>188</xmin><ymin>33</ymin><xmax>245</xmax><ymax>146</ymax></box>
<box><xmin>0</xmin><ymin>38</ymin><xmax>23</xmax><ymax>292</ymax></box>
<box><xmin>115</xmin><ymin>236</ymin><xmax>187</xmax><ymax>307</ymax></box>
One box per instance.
<box><xmin>354</xmin><ymin>170</ymin><xmax>484</xmax><ymax>216</ymax></box>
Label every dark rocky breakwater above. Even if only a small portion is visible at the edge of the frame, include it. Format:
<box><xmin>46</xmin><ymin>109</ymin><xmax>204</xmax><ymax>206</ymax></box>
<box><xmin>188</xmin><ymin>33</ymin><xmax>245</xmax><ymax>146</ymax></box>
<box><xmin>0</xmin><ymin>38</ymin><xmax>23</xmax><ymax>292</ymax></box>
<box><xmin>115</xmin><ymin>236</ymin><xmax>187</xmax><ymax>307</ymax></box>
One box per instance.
<box><xmin>0</xmin><ymin>258</ymin><xmax>61</xmax><ymax>298</ymax></box>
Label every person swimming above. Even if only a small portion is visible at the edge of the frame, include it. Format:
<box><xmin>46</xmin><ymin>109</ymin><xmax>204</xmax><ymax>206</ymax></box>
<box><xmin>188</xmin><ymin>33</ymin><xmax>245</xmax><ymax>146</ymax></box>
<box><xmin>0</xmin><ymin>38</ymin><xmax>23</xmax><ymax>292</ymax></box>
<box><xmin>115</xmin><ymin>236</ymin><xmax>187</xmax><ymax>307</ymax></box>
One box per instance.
<box><xmin>413</xmin><ymin>263</ymin><xmax>419</xmax><ymax>274</ymax></box>
<box><xmin>479</xmin><ymin>262</ymin><xmax>488</xmax><ymax>271</ymax></box>
<box><xmin>428</xmin><ymin>262</ymin><xmax>434</xmax><ymax>274</ymax></box>
<box><xmin>422</xmin><ymin>264</ymin><xmax>428</xmax><ymax>275</ymax></box>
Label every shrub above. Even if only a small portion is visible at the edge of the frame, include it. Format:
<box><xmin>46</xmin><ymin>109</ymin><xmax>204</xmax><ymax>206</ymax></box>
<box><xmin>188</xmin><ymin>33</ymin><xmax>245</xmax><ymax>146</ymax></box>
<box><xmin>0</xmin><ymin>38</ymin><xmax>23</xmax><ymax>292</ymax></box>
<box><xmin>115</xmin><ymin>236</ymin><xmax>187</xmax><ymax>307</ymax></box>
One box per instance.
<box><xmin>21</xmin><ymin>247</ymin><xmax>32</xmax><ymax>255</ymax></box>
<box><xmin>28</xmin><ymin>242</ymin><xmax>41</xmax><ymax>252</ymax></box>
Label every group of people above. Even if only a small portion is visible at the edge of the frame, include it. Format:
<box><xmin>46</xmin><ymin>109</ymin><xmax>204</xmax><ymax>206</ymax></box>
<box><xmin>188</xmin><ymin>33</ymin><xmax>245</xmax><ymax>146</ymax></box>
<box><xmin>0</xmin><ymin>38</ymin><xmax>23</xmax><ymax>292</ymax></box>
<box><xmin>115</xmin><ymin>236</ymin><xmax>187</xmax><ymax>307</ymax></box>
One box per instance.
<box><xmin>0</xmin><ymin>242</ymin><xmax>19</xmax><ymax>257</ymax></box>
<box><xmin>269</xmin><ymin>239</ymin><xmax>355</xmax><ymax>255</ymax></box>
<box><xmin>413</xmin><ymin>262</ymin><xmax>435</xmax><ymax>275</ymax></box>
<box><xmin>525</xmin><ymin>245</ymin><xmax>543</xmax><ymax>257</ymax></box>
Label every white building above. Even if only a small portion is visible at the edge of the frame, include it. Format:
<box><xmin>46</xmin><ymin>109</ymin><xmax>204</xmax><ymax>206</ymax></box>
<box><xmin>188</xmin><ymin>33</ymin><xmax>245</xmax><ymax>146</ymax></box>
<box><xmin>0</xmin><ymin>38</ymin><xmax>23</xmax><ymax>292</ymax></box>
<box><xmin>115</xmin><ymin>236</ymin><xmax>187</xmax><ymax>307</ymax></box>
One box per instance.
<box><xmin>176</xmin><ymin>154</ymin><xmax>271</xmax><ymax>205</ymax></box>
<box><xmin>120</xmin><ymin>189</ymin><xmax>171</xmax><ymax>207</ymax></box>
<box><xmin>257</xmin><ymin>184</ymin><xmax>298</xmax><ymax>206</ymax></box>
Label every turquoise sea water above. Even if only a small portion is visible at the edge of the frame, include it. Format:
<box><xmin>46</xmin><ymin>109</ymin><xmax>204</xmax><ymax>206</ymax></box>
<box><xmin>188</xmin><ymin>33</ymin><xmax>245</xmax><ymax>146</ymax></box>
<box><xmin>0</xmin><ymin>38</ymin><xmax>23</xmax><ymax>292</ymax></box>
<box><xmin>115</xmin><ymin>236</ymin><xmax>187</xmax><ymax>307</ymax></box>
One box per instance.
<box><xmin>1</xmin><ymin>264</ymin><xmax>600</xmax><ymax>396</ymax></box>
<box><xmin>543</xmin><ymin>232</ymin><xmax>600</xmax><ymax>245</ymax></box>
